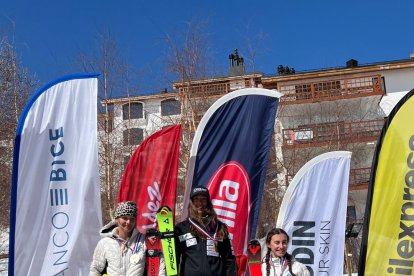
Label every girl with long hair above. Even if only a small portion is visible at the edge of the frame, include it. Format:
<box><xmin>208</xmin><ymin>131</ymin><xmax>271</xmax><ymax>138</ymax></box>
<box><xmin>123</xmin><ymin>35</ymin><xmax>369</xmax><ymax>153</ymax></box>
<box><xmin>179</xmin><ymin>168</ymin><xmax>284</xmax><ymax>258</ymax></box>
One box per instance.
<box><xmin>262</xmin><ymin>228</ymin><xmax>310</xmax><ymax>276</ymax></box>
<box><xmin>175</xmin><ymin>186</ymin><xmax>237</xmax><ymax>276</ymax></box>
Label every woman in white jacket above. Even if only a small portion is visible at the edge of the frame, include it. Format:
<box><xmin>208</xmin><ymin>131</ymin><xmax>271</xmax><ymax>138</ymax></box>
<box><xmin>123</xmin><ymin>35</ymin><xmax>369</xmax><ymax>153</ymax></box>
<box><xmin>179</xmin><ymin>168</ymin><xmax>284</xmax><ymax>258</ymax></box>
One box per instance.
<box><xmin>90</xmin><ymin>201</ymin><xmax>165</xmax><ymax>276</ymax></box>
<box><xmin>261</xmin><ymin>228</ymin><xmax>310</xmax><ymax>276</ymax></box>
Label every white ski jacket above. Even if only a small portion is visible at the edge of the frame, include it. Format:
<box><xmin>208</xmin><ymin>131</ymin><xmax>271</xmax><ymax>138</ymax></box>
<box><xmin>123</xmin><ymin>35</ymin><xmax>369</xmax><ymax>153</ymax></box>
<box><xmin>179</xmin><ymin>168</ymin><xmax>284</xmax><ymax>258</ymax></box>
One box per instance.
<box><xmin>261</xmin><ymin>255</ymin><xmax>310</xmax><ymax>276</ymax></box>
<box><xmin>90</xmin><ymin>221</ymin><xmax>166</xmax><ymax>276</ymax></box>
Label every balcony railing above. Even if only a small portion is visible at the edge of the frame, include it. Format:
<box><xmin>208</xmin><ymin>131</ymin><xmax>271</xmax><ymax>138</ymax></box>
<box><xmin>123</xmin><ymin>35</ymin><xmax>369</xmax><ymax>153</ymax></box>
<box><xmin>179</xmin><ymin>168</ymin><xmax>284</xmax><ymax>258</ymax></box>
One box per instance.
<box><xmin>279</xmin><ymin>75</ymin><xmax>384</xmax><ymax>103</ymax></box>
<box><xmin>282</xmin><ymin>119</ymin><xmax>384</xmax><ymax>147</ymax></box>
<box><xmin>180</xmin><ymin>83</ymin><xmax>231</xmax><ymax>97</ymax></box>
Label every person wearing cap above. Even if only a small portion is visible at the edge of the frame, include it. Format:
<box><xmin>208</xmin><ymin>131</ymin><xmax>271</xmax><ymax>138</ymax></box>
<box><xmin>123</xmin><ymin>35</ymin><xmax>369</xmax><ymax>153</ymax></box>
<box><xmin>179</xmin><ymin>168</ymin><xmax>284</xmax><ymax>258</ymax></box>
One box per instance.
<box><xmin>174</xmin><ymin>186</ymin><xmax>237</xmax><ymax>276</ymax></box>
<box><xmin>90</xmin><ymin>201</ymin><xmax>166</xmax><ymax>276</ymax></box>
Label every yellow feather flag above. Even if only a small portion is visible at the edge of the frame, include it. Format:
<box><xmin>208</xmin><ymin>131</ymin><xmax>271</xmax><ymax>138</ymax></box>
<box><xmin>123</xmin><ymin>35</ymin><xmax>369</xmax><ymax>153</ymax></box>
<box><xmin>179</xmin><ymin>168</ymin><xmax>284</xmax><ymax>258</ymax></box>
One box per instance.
<box><xmin>359</xmin><ymin>88</ymin><xmax>414</xmax><ymax>275</ymax></box>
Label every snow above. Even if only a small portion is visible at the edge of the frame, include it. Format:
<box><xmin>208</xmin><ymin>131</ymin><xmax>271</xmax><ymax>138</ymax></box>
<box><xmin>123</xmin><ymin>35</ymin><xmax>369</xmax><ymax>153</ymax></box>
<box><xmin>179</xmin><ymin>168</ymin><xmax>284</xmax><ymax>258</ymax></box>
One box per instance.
<box><xmin>0</xmin><ymin>228</ymin><xmax>8</xmax><ymax>275</ymax></box>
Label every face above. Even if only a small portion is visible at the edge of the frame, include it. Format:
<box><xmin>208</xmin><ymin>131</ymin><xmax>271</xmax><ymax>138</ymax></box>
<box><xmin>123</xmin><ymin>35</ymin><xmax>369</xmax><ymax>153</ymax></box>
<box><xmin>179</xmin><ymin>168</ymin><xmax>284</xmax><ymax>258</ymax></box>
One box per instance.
<box><xmin>267</xmin><ymin>233</ymin><xmax>288</xmax><ymax>258</ymax></box>
<box><xmin>116</xmin><ymin>215</ymin><xmax>136</xmax><ymax>235</ymax></box>
<box><xmin>192</xmin><ymin>195</ymin><xmax>209</xmax><ymax>215</ymax></box>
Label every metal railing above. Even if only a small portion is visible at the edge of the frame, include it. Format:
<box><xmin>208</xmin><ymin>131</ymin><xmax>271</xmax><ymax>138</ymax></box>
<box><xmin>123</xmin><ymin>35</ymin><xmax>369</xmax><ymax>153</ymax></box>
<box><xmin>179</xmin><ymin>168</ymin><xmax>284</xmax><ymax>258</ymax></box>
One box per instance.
<box><xmin>180</xmin><ymin>83</ymin><xmax>231</xmax><ymax>97</ymax></box>
<box><xmin>279</xmin><ymin>75</ymin><xmax>384</xmax><ymax>103</ymax></box>
<box><xmin>282</xmin><ymin>119</ymin><xmax>384</xmax><ymax>147</ymax></box>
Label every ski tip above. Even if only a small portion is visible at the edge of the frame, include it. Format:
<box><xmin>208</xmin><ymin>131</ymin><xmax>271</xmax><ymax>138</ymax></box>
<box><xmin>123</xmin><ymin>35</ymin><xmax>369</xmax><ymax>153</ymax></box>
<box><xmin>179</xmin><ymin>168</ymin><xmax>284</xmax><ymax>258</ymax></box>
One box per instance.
<box><xmin>158</xmin><ymin>205</ymin><xmax>172</xmax><ymax>214</ymax></box>
<box><xmin>248</xmin><ymin>239</ymin><xmax>260</xmax><ymax>246</ymax></box>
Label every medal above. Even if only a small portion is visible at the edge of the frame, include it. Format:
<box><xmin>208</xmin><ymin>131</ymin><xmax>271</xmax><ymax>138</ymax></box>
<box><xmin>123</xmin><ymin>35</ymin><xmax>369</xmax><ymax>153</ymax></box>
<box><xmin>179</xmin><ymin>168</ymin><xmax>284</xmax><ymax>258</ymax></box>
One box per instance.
<box><xmin>129</xmin><ymin>233</ymin><xmax>142</xmax><ymax>264</ymax></box>
<box><xmin>206</xmin><ymin>238</ymin><xmax>219</xmax><ymax>257</ymax></box>
<box><xmin>130</xmin><ymin>253</ymin><xmax>140</xmax><ymax>264</ymax></box>
<box><xmin>128</xmin><ymin>232</ymin><xmax>142</xmax><ymax>265</ymax></box>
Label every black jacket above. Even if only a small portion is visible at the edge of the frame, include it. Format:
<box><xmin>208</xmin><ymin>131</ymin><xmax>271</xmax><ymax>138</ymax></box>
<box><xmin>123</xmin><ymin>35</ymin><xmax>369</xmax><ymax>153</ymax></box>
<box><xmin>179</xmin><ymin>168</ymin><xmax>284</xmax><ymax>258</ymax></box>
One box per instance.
<box><xmin>174</xmin><ymin>219</ymin><xmax>237</xmax><ymax>276</ymax></box>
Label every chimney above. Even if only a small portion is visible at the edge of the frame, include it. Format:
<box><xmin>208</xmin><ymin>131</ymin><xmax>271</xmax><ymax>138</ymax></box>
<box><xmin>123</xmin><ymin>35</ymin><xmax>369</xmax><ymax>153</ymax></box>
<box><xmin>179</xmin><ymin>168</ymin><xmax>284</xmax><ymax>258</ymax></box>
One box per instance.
<box><xmin>346</xmin><ymin>59</ymin><xmax>358</xmax><ymax>68</ymax></box>
<box><xmin>229</xmin><ymin>49</ymin><xmax>245</xmax><ymax>76</ymax></box>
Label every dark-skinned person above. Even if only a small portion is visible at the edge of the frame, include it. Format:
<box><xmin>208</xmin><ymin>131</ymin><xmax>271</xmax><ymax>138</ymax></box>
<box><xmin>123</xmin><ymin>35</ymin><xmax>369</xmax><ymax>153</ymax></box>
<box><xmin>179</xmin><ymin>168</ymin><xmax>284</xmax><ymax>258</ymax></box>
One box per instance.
<box><xmin>174</xmin><ymin>185</ymin><xmax>237</xmax><ymax>276</ymax></box>
<box><xmin>262</xmin><ymin>228</ymin><xmax>310</xmax><ymax>276</ymax></box>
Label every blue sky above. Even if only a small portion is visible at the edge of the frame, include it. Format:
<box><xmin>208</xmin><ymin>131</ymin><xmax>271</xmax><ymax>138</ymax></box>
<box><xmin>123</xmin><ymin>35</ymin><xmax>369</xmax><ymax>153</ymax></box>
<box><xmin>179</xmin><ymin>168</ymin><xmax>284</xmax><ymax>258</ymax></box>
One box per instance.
<box><xmin>2</xmin><ymin>0</ymin><xmax>414</xmax><ymax>94</ymax></box>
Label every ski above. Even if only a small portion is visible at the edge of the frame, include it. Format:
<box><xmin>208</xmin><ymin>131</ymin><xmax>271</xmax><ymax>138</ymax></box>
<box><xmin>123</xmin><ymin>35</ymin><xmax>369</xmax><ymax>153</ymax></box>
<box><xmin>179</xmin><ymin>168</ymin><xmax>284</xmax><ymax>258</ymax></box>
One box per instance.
<box><xmin>145</xmin><ymin>228</ymin><xmax>162</xmax><ymax>276</ymax></box>
<box><xmin>247</xmin><ymin>239</ymin><xmax>262</xmax><ymax>276</ymax></box>
<box><xmin>156</xmin><ymin>206</ymin><xmax>178</xmax><ymax>276</ymax></box>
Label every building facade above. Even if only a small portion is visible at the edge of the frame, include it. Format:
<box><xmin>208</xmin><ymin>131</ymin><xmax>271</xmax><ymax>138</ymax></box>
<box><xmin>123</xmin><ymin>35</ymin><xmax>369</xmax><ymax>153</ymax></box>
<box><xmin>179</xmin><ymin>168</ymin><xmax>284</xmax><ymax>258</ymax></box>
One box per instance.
<box><xmin>100</xmin><ymin>54</ymin><xmax>414</xmax><ymax>247</ymax></box>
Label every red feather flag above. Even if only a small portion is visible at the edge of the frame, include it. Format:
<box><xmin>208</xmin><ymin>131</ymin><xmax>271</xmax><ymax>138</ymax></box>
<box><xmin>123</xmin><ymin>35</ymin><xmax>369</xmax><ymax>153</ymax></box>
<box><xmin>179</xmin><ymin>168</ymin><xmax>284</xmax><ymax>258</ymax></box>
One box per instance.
<box><xmin>117</xmin><ymin>124</ymin><xmax>181</xmax><ymax>233</ymax></box>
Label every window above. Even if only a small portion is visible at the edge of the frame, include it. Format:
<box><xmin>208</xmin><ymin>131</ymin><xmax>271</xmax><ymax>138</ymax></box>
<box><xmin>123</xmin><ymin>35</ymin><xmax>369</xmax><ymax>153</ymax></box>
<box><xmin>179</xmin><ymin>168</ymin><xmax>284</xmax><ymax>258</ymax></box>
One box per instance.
<box><xmin>314</xmin><ymin>80</ymin><xmax>341</xmax><ymax>92</ymax></box>
<box><xmin>294</xmin><ymin>84</ymin><xmax>312</xmax><ymax>100</ymax></box>
<box><xmin>373</xmin><ymin>76</ymin><xmax>386</xmax><ymax>94</ymax></box>
<box><xmin>123</xmin><ymin>155</ymin><xmax>132</xmax><ymax>169</ymax></box>
<box><xmin>97</xmin><ymin>113</ymin><xmax>113</xmax><ymax>132</ymax></box>
<box><xmin>123</xmin><ymin>102</ymin><xmax>143</xmax><ymax>120</ymax></box>
<box><xmin>161</xmin><ymin>99</ymin><xmax>180</xmax><ymax>116</ymax></box>
<box><xmin>106</xmin><ymin>116</ymin><xmax>113</xmax><ymax>133</ymax></box>
<box><xmin>123</xmin><ymin>128</ymin><xmax>143</xmax><ymax>146</ymax></box>
<box><xmin>345</xmin><ymin>206</ymin><xmax>362</xmax><ymax>238</ymax></box>
<box><xmin>347</xmin><ymin>206</ymin><xmax>357</xmax><ymax>222</ymax></box>
<box><xmin>294</xmin><ymin>127</ymin><xmax>314</xmax><ymax>142</ymax></box>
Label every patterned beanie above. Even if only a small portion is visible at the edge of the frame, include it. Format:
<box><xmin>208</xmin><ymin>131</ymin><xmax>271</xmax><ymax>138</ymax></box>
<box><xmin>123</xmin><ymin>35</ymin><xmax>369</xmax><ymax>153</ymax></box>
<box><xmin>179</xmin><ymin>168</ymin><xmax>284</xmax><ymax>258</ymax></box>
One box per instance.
<box><xmin>115</xmin><ymin>201</ymin><xmax>137</xmax><ymax>219</ymax></box>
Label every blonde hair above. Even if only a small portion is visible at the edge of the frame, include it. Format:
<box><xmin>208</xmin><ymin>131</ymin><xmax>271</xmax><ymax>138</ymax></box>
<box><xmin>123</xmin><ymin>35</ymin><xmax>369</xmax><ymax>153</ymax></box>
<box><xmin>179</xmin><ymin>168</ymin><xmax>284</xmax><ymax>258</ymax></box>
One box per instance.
<box><xmin>187</xmin><ymin>198</ymin><xmax>228</xmax><ymax>240</ymax></box>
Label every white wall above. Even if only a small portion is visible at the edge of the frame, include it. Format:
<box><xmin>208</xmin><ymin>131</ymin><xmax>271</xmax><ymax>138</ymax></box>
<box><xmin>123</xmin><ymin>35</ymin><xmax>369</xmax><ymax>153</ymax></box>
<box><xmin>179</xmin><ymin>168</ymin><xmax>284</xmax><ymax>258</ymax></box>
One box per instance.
<box><xmin>382</xmin><ymin>67</ymin><xmax>414</xmax><ymax>94</ymax></box>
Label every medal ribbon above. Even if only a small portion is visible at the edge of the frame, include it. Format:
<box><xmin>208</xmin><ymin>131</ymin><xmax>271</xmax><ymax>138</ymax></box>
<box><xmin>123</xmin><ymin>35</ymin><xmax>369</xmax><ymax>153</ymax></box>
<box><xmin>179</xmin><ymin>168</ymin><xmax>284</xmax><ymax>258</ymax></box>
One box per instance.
<box><xmin>270</xmin><ymin>256</ymin><xmax>287</xmax><ymax>276</ymax></box>
<box><xmin>115</xmin><ymin>231</ymin><xmax>141</xmax><ymax>255</ymax></box>
<box><xmin>132</xmin><ymin>233</ymin><xmax>142</xmax><ymax>254</ymax></box>
<box><xmin>188</xmin><ymin>218</ymin><xmax>218</xmax><ymax>241</ymax></box>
